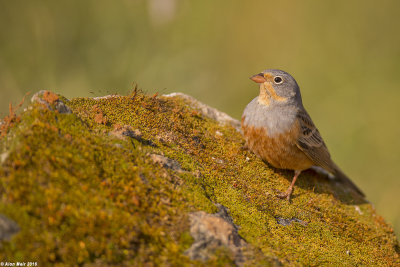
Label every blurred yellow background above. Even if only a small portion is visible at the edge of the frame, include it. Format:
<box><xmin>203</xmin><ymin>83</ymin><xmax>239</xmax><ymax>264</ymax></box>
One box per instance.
<box><xmin>1</xmin><ymin>1</ymin><xmax>399</xmax><ymax>236</ymax></box>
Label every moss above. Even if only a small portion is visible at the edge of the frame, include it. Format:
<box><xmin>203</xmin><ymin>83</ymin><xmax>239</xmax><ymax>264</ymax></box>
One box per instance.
<box><xmin>0</xmin><ymin>91</ymin><xmax>398</xmax><ymax>266</ymax></box>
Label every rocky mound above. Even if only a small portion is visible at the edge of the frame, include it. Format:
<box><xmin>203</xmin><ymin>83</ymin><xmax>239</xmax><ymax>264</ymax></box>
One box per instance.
<box><xmin>0</xmin><ymin>90</ymin><xmax>398</xmax><ymax>266</ymax></box>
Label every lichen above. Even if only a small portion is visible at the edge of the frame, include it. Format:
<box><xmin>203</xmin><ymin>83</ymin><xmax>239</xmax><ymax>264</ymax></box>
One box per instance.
<box><xmin>0</xmin><ymin>90</ymin><xmax>398</xmax><ymax>266</ymax></box>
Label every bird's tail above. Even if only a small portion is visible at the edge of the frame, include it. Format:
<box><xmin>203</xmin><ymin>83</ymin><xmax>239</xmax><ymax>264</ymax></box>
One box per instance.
<box><xmin>333</xmin><ymin>166</ymin><xmax>365</xmax><ymax>197</ymax></box>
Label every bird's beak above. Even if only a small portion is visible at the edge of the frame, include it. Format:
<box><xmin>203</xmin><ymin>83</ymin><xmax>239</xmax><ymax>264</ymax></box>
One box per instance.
<box><xmin>250</xmin><ymin>73</ymin><xmax>267</xmax><ymax>83</ymax></box>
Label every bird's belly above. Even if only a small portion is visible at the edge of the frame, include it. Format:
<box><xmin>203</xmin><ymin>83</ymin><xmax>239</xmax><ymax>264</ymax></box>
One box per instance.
<box><xmin>242</xmin><ymin>123</ymin><xmax>313</xmax><ymax>171</ymax></box>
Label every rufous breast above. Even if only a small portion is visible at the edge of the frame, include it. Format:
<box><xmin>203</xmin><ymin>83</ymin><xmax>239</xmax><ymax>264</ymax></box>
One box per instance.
<box><xmin>241</xmin><ymin>117</ymin><xmax>313</xmax><ymax>171</ymax></box>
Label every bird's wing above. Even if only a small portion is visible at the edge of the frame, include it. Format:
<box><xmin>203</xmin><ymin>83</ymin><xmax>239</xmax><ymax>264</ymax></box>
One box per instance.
<box><xmin>296</xmin><ymin>109</ymin><xmax>365</xmax><ymax>197</ymax></box>
<box><xmin>295</xmin><ymin>109</ymin><xmax>335</xmax><ymax>172</ymax></box>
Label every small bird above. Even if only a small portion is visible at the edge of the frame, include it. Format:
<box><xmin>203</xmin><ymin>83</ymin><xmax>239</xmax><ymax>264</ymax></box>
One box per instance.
<box><xmin>241</xmin><ymin>69</ymin><xmax>364</xmax><ymax>201</ymax></box>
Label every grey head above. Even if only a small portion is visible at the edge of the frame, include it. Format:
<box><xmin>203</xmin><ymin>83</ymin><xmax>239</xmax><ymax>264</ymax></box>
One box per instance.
<box><xmin>243</xmin><ymin>69</ymin><xmax>305</xmax><ymax>135</ymax></box>
<box><xmin>250</xmin><ymin>69</ymin><xmax>303</xmax><ymax>108</ymax></box>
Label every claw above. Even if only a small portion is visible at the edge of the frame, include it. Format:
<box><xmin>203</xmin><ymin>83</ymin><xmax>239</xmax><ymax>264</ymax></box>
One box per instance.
<box><xmin>276</xmin><ymin>170</ymin><xmax>301</xmax><ymax>202</ymax></box>
<box><xmin>277</xmin><ymin>188</ymin><xmax>293</xmax><ymax>201</ymax></box>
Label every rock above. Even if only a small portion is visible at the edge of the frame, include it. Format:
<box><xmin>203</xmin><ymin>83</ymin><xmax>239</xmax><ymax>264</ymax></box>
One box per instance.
<box><xmin>92</xmin><ymin>95</ymin><xmax>121</xmax><ymax>100</ymax></box>
<box><xmin>0</xmin><ymin>214</ymin><xmax>19</xmax><ymax>241</ymax></box>
<box><xmin>31</xmin><ymin>90</ymin><xmax>72</xmax><ymax>114</ymax></box>
<box><xmin>109</xmin><ymin>125</ymin><xmax>157</xmax><ymax>147</ymax></box>
<box><xmin>186</xmin><ymin>204</ymin><xmax>247</xmax><ymax>266</ymax></box>
<box><xmin>275</xmin><ymin>217</ymin><xmax>308</xmax><ymax>227</ymax></box>
<box><xmin>110</xmin><ymin>125</ymin><xmax>139</xmax><ymax>140</ymax></box>
<box><xmin>1</xmin><ymin>91</ymin><xmax>398</xmax><ymax>266</ymax></box>
<box><xmin>149</xmin><ymin>154</ymin><xmax>182</xmax><ymax>172</ymax></box>
<box><xmin>163</xmin><ymin>93</ymin><xmax>241</xmax><ymax>131</ymax></box>
<box><xmin>110</xmin><ymin>125</ymin><xmax>156</xmax><ymax>147</ymax></box>
<box><xmin>0</xmin><ymin>151</ymin><xmax>9</xmax><ymax>165</ymax></box>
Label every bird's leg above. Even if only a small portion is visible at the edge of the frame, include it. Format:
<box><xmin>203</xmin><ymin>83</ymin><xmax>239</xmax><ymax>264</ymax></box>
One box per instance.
<box><xmin>277</xmin><ymin>170</ymin><xmax>301</xmax><ymax>201</ymax></box>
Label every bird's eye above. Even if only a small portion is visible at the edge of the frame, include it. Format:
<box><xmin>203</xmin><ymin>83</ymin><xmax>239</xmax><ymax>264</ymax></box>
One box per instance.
<box><xmin>274</xmin><ymin>76</ymin><xmax>283</xmax><ymax>84</ymax></box>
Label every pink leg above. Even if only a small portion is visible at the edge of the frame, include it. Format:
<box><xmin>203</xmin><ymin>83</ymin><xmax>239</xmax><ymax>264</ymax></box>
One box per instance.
<box><xmin>277</xmin><ymin>170</ymin><xmax>301</xmax><ymax>201</ymax></box>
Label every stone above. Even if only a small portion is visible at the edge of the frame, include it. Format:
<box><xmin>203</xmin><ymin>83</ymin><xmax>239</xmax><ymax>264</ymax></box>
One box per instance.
<box><xmin>0</xmin><ymin>214</ymin><xmax>19</xmax><ymax>241</ymax></box>
<box><xmin>149</xmin><ymin>154</ymin><xmax>182</xmax><ymax>172</ymax></box>
<box><xmin>163</xmin><ymin>93</ymin><xmax>241</xmax><ymax>131</ymax></box>
<box><xmin>186</xmin><ymin>204</ymin><xmax>247</xmax><ymax>266</ymax></box>
<box><xmin>31</xmin><ymin>90</ymin><xmax>72</xmax><ymax>114</ymax></box>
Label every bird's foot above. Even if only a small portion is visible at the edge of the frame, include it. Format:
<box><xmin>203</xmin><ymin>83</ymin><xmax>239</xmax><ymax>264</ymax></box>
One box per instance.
<box><xmin>276</xmin><ymin>187</ymin><xmax>293</xmax><ymax>201</ymax></box>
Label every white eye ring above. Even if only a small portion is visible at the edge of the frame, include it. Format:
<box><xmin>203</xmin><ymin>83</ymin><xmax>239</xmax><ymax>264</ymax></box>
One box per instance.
<box><xmin>274</xmin><ymin>76</ymin><xmax>283</xmax><ymax>84</ymax></box>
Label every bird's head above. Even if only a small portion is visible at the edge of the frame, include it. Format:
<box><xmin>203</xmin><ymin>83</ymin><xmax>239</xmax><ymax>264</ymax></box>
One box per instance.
<box><xmin>250</xmin><ymin>69</ymin><xmax>302</xmax><ymax>107</ymax></box>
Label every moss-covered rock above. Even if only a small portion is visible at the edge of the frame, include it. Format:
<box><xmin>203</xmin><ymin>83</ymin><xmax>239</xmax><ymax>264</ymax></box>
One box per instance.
<box><xmin>0</xmin><ymin>90</ymin><xmax>398</xmax><ymax>266</ymax></box>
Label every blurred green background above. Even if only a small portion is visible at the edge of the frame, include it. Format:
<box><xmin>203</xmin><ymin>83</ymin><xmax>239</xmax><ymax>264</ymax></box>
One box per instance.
<box><xmin>1</xmin><ymin>0</ymin><xmax>399</xmax><ymax>236</ymax></box>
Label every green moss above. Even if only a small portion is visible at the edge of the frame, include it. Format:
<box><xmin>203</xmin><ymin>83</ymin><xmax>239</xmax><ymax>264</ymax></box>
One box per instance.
<box><xmin>0</xmin><ymin>91</ymin><xmax>398</xmax><ymax>266</ymax></box>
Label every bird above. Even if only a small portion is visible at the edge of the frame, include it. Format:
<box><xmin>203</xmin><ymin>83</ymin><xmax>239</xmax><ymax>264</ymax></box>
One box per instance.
<box><xmin>241</xmin><ymin>69</ymin><xmax>364</xmax><ymax>201</ymax></box>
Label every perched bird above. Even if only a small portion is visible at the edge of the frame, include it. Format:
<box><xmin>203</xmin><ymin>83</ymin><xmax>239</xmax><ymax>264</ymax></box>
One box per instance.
<box><xmin>241</xmin><ymin>69</ymin><xmax>364</xmax><ymax>201</ymax></box>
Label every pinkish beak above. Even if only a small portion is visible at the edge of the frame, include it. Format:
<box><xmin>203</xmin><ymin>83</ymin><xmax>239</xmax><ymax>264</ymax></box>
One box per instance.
<box><xmin>250</xmin><ymin>73</ymin><xmax>267</xmax><ymax>83</ymax></box>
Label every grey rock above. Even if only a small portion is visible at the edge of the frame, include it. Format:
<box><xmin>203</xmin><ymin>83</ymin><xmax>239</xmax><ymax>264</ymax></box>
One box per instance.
<box><xmin>149</xmin><ymin>154</ymin><xmax>182</xmax><ymax>172</ymax></box>
<box><xmin>92</xmin><ymin>95</ymin><xmax>121</xmax><ymax>100</ymax></box>
<box><xmin>110</xmin><ymin>126</ymin><xmax>156</xmax><ymax>147</ymax></box>
<box><xmin>186</xmin><ymin>204</ymin><xmax>247</xmax><ymax>266</ymax></box>
<box><xmin>163</xmin><ymin>93</ymin><xmax>241</xmax><ymax>132</ymax></box>
<box><xmin>275</xmin><ymin>217</ymin><xmax>308</xmax><ymax>226</ymax></box>
<box><xmin>0</xmin><ymin>214</ymin><xmax>20</xmax><ymax>241</ymax></box>
<box><xmin>31</xmin><ymin>90</ymin><xmax>72</xmax><ymax>114</ymax></box>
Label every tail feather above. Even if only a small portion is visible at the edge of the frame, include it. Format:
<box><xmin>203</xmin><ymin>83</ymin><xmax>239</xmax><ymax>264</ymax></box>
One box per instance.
<box><xmin>333</xmin><ymin>167</ymin><xmax>365</xmax><ymax>197</ymax></box>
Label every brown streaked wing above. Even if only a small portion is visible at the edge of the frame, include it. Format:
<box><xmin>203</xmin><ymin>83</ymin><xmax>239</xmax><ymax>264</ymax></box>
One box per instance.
<box><xmin>295</xmin><ymin>110</ymin><xmax>335</xmax><ymax>173</ymax></box>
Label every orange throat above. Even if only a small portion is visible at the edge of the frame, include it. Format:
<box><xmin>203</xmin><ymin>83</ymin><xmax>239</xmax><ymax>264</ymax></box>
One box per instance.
<box><xmin>258</xmin><ymin>83</ymin><xmax>287</xmax><ymax>106</ymax></box>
